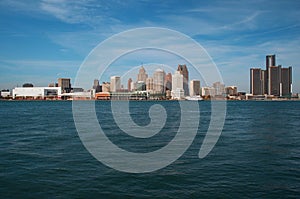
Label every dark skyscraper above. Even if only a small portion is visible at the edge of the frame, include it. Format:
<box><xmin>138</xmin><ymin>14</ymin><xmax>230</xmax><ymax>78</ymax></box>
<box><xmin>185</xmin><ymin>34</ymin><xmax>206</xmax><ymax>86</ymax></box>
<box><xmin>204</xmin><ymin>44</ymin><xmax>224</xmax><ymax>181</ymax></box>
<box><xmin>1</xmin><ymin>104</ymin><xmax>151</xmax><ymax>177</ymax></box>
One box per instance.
<box><xmin>281</xmin><ymin>66</ymin><xmax>292</xmax><ymax>96</ymax></box>
<box><xmin>251</xmin><ymin>54</ymin><xmax>293</xmax><ymax>97</ymax></box>
<box><xmin>177</xmin><ymin>64</ymin><xmax>189</xmax><ymax>96</ymax></box>
<box><xmin>266</xmin><ymin>54</ymin><xmax>276</xmax><ymax>73</ymax></box>
<box><xmin>250</xmin><ymin>68</ymin><xmax>263</xmax><ymax>95</ymax></box>
<box><xmin>266</xmin><ymin>54</ymin><xmax>276</xmax><ymax>95</ymax></box>
<box><xmin>268</xmin><ymin>65</ymin><xmax>281</xmax><ymax>96</ymax></box>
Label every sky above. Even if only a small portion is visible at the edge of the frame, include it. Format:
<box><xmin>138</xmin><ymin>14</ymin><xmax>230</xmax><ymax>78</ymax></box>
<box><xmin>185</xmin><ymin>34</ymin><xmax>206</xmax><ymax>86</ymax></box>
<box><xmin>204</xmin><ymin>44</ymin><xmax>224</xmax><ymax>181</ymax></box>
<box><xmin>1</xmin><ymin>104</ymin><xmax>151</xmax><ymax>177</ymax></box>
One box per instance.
<box><xmin>0</xmin><ymin>0</ymin><xmax>300</xmax><ymax>92</ymax></box>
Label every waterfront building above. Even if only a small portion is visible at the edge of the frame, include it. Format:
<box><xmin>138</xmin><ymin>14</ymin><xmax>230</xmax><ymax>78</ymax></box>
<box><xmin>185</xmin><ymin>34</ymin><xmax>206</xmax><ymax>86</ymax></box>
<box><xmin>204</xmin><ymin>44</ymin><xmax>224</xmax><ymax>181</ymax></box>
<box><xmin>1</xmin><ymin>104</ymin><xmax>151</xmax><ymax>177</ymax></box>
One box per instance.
<box><xmin>0</xmin><ymin>90</ymin><xmax>10</xmax><ymax>98</ymax></box>
<box><xmin>137</xmin><ymin>66</ymin><xmax>148</xmax><ymax>83</ymax></box>
<box><xmin>171</xmin><ymin>71</ymin><xmax>184</xmax><ymax>99</ymax></box>
<box><xmin>165</xmin><ymin>72</ymin><xmax>172</xmax><ymax>91</ymax></box>
<box><xmin>281</xmin><ymin>66</ymin><xmax>292</xmax><ymax>96</ymax></box>
<box><xmin>58</xmin><ymin>78</ymin><xmax>71</xmax><ymax>93</ymax></box>
<box><xmin>130</xmin><ymin>82</ymin><xmax>136</xmax><ymax>91</ymax></box>
<box><xmin>153</xmin><ymin>69</ymin><xmax>165</xmax><ymax>93</ymax></box>
<box><xmin>127</xmin><ymin>78</ymin><xmax>132</xmax><ymax>91</ymax></box>
<box><xmin>190</xmin><ymin>80</ymin><xmax>200</xmax><ymax>96</ymax></box>
<box><xmin>146</xmin><ymin>77</ymin><xmax>154</xmax><ymax>91</ymax></box>
<box><xmin>268</xmin><ymin>65</ymin><xmax>281</xmax><ymax>96</ymax></box>
<box><xmin>250</xmin><ymin>68</ymin><xmax>264</xmax><ymax>95</ymax></box>
<box><xmin>93</xmin><ymin>79</ymin><xmax>101</xmax><ymax>93</ymax></box>
<box><xmin>12</xmin><ymin>87</ymin><xmax>62</xmax><ymax>99</ymax></box>
<box><xmin>201</xmin><ymin>87</ymin><xmax>216</xmax><ymax>97</ymax></box>
<box><xmin>225</xmin><ymin>86</ymin><xmax>238</xmax><ymax>96</ymax></box>
<box><xmin>102</xmin><ymin>82</ymin><xmax>110</xmax><ymax>92</ymax></box>
<box><xmin>110</xmin><ymin>76</ymin><xmax>121</xmax><ymax>92</ymax></box>
<box><xmin>177</xmin><ymin>64</ymin><xmax>189</xmax><ymax>96</ymax></box>
<box><xmin>136</xmin><ymin>81</ymin><xmax>146</xmax><ymax>91</ymax></box>
<box><xmin>213</xmin><ymin>81</ymin><xmax>225</xmax><ymax>96</ymax></box>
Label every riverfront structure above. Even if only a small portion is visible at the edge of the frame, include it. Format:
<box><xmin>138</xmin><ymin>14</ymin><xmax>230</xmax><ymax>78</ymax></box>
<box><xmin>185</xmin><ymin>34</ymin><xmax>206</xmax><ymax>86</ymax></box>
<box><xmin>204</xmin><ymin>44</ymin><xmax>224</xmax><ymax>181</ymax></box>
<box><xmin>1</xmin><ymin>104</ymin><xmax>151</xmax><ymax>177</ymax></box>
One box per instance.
<box><xmin>250</xmin><ymin>54</ymin><xmax>292</xmax><ymax>97</ymax></box>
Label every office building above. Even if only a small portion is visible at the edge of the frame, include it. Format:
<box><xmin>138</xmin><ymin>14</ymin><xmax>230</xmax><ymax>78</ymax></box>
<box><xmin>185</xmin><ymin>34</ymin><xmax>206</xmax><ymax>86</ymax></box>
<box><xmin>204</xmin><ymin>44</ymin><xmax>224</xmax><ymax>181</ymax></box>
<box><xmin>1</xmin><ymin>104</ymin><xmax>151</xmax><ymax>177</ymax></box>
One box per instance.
<box><xmin>201</xmin><ymin>87</ymin><xmax>216</xmax><ymax>97</ymax></box>
<box><xmin>153</xmin><ymin>69</ymin><xmax>165</xmax><ymax>93</ymax></box>
<box><xmin>268</xmin><ymin>65</ymin><xmax>281</xmax><ymax>96</ymax></box>
<box><xmin>58</xmin><ymin>78</ymin><xmax>71</xmax><ymax>93</ymax></box>
<box><xmin>266</xmin><ymin>54</ymin><xmax>276</xmax><ymax>72</ymax></box>
<box><xmin>128</xmin><ymin>78</ymin><xmax>132</xmax><ymax>91</ymax></box>
<box><xmin>281</xmin><ymin>66</ymin><xmax>292</xmax><ymax>96</ymax></box>
<box><xmin>102</xmin><ymin>82</ymin><xmax>110</xmax><ymax>92</ymax></box>
<box><xmin>190</xmin><ymin>80</ymin><xmax>200</xmax><ymax>96</ymax></box>
<box><xmin>146</xmin><ymin>77</ymin><xmax>154</xmax><ymax>91</ymax></box>
<box><xmin>93</xmin><ymin>79</ymin><xmax>101</xmax><ymax>93</ymax></box>
<box><xmin>213</xmin><ymin>81</ymin><xmax>225</xmax><ymax>96</ymax></box>
<box><xmin>165</xmin><ymin>73</ymin><xmax>172</xmax><ymax>91</ymax></box>
<box><xmin>225</xmin><ymin>86</ymin><xmax>238</xmax><ymax>96</ymax></box>
<box><xmin>171</xmin><ymin>71</ymin><xmax>184</xmax><ymax>99</ymax></box>
<box><xmin>137</xmin><ymin>66</ymin><xmax>148</xmax><ymax>83</ymax></box>
<box><xmin>110</xmin><ymin>76</ymin><xmax>121</xmax><ymax>92</ymax></box>
<box><xmin>250</xmin><ymin>68</ymin><xmax>264</xmax><ymax>95</ymax></box>
<box><xmin>177</xmin><ymin>64</ymin><xmax>189</xmax><ymax>96</ymax></box>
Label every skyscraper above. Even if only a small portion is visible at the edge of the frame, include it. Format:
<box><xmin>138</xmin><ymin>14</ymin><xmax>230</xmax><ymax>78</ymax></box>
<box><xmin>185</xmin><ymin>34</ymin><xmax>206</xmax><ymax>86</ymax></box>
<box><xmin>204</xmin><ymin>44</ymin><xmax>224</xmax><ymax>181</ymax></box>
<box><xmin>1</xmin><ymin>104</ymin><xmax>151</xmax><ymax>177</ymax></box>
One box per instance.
<box><xmin>171</xmin><ymin>71</ymin><xmax>184</xmax><ymax>99</ymax></box>
<box><xmin>165</xmin><ymin>73</ymin><xmax>172</xmax><ymax>91</ymax></box>
<box><xmin>177</xmin><ymin>64</ymin><xmax>189</xmax><ymax>96</ymax></box>
<box><xmin>110</xmin><ymin>76</ymin><xmax>121</xmax><ymax>92</ymax></box>
<box><xmin>266</xmin><ymin>54</ymin><xmax>276</xmax><ymax>72</ymax></box>
<box><xmin>250</xmin><ymin>68</ymin><xmax>264</xmax><ymax>95</ymax></box>
<box><xmin>127</xmin><ymin>78</ymin><xmax>132</xmax><ymax>91</ymax></box>
<box><xmin>190</xmin><ymin>80</ymin><xmax>200</xmax><ymax>96</ymax></box>
<box><xmin>268</xmin><ymin>65</ymin><xmax>281</xmax><ymax>96</ymax></box>
<box><xmin>281</xmin><ymin>66</ymin><xmax>292</xmax><ymax>96</ymax></box>
<box><xmin>137</xmin><ymin>66</ymin><xmax>148</xmax><ymax>83</ymax></box>
<box><xmin>146</xmin><ymin>77</ymin><xmax>154</xmax><ymax>91</ymax></box>
<box><xmin>93</xmin><ymin>79</ymin><xmax>101</xmax><ymax>92</ymax></box>
<box><xmin>153</xmin><ymin>69</ymin><xmax>165</xmax><ymax>93</ymax></box>
<box><xmin>213</xmin><ymin>81</ymin><xmax>225</xmax><ymax>96</ymax></box>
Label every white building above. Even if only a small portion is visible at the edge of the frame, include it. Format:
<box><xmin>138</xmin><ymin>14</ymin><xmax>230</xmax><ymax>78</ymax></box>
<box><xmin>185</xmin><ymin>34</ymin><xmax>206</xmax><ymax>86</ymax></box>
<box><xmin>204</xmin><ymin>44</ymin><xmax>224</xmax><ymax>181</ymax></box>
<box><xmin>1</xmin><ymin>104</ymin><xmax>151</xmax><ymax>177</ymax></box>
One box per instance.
<box><xmin>110</xmin><ymin>76</ymin><xmax>121</xmax><ymax>92</ymax></box>
<box><xmin>201</xmin><ymin>87</ymin><xmax>216</xmax><ymax>97</ymax></box>
<box><xmin>1</xmin><ymin>90</ymin><xmax>10</xmax><ymax>98</ymax></box>
<box><xmin>12</xmin><ymin>87</ymin><xmax>62</xmax><ymax>99</ymax></box>
<box><xmin>171</xmin><ymin>71</ymin><xmax>185</xmax><ymax>99</ymax></box>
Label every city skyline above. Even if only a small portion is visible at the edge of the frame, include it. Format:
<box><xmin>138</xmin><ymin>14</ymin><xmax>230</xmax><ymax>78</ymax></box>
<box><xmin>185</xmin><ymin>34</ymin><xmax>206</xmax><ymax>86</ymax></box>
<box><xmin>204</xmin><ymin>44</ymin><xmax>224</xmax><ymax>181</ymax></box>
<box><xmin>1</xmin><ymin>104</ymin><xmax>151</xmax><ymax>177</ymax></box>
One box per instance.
<box><xmin>0</xmin><ymin>1</ymin><xmax>300</xmax><ymax>92</ymax></box>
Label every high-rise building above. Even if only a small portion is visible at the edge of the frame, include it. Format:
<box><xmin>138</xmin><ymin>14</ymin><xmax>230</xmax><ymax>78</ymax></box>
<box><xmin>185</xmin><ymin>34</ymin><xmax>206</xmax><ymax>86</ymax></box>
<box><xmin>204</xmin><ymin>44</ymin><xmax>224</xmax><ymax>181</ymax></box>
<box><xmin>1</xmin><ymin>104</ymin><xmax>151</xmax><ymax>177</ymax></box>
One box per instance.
<box><xmin>165</xmin><ymin>73</ymin><xmax>172</xmax><ymax>91</ymax></box>
<box><xmin>58</xmin><ymin>78</ymin><xmax>71</xmax><ymax>93</ymax></box>
<box><xmin>261</xmin><ymin>70</ymin><xmax>268</xmax><ymax>95</ymax></box>
<box><xmin>93</xmin><ymin>79</ymin><xmax>101</xmax><ymax>92</ymax></box>
<box><xmin>250</xmin><ymin>54</ymin><xmax>293</xmax><ymax>97</ymax></box>
<box><xmin>266</xmin><ymin>54</ymin><xmax>276</xmax><ymax>73</ymax></box>
<box><xmin>153</xmin><ymin>69</ymin><xmax>165</xmax><ymax>93</ymax></box>
<box><xmin>146</xmin><ymin>77</ymin><xmax>154</xmax><ymax>91</ymax></box>
<box><xmin>177</xmin><ymin>64</ymin><xmax>189</xmax><ymax>96</ymax></box>
<box><xmin>213</xmin><ymin>81</ymin><xmax>225</xmax><ymax>96</ymax></box>
<box><xmin>102</xmin><ymin>82</ymin><xmax>110</xmax><ymax>92</ymax></box>
<box><xmin>110</xmin><ymin>76</ymin><xmax>121</xmax><ymax>92</ymax></box>
<box><xmin>268</xmin><ymin>65</ymin><xmax>281</xmax><ymax>96</ymax></box>
<box><xmin>281</xmin><ymin>66</ymin><xmax>292</xmax><ymax>96</ymax></box>
<box><xmin>128</xmin><ymin>78</ymin><xmax>132</xmax><ymax>91</ymax></box>
<box><xmin>190</xmin><ymin>80</ymin><xmax>200</xmax><ymax>96</ymax></box>
<box><xmin>250</xmin><ymin>68</ymin><xmax>264</xmax><ymax>95</ymax></box>
<box><xmin>171</xmin><ymin>71</ymin><xmax>184</xmax><ymax>99</ymax></box>
<box><xmin>137</xmin><ymin>66</ymin><xmax>148</xmax><ymax>83</ymax></box>
<box><xmin>266</xmin><ymin>55</ymin><xmax>276</xmax><ymax>95</ymax></box>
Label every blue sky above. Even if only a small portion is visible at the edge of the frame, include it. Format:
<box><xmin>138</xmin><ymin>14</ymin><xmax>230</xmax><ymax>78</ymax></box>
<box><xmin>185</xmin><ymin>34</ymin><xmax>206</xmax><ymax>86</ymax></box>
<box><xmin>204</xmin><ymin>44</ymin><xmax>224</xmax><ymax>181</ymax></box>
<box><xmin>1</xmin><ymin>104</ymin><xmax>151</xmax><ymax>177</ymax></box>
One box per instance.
<box><xmin>0</xmin><ymin>0</ymin><xmax>299</xmax><ymax>92</ymax></box>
